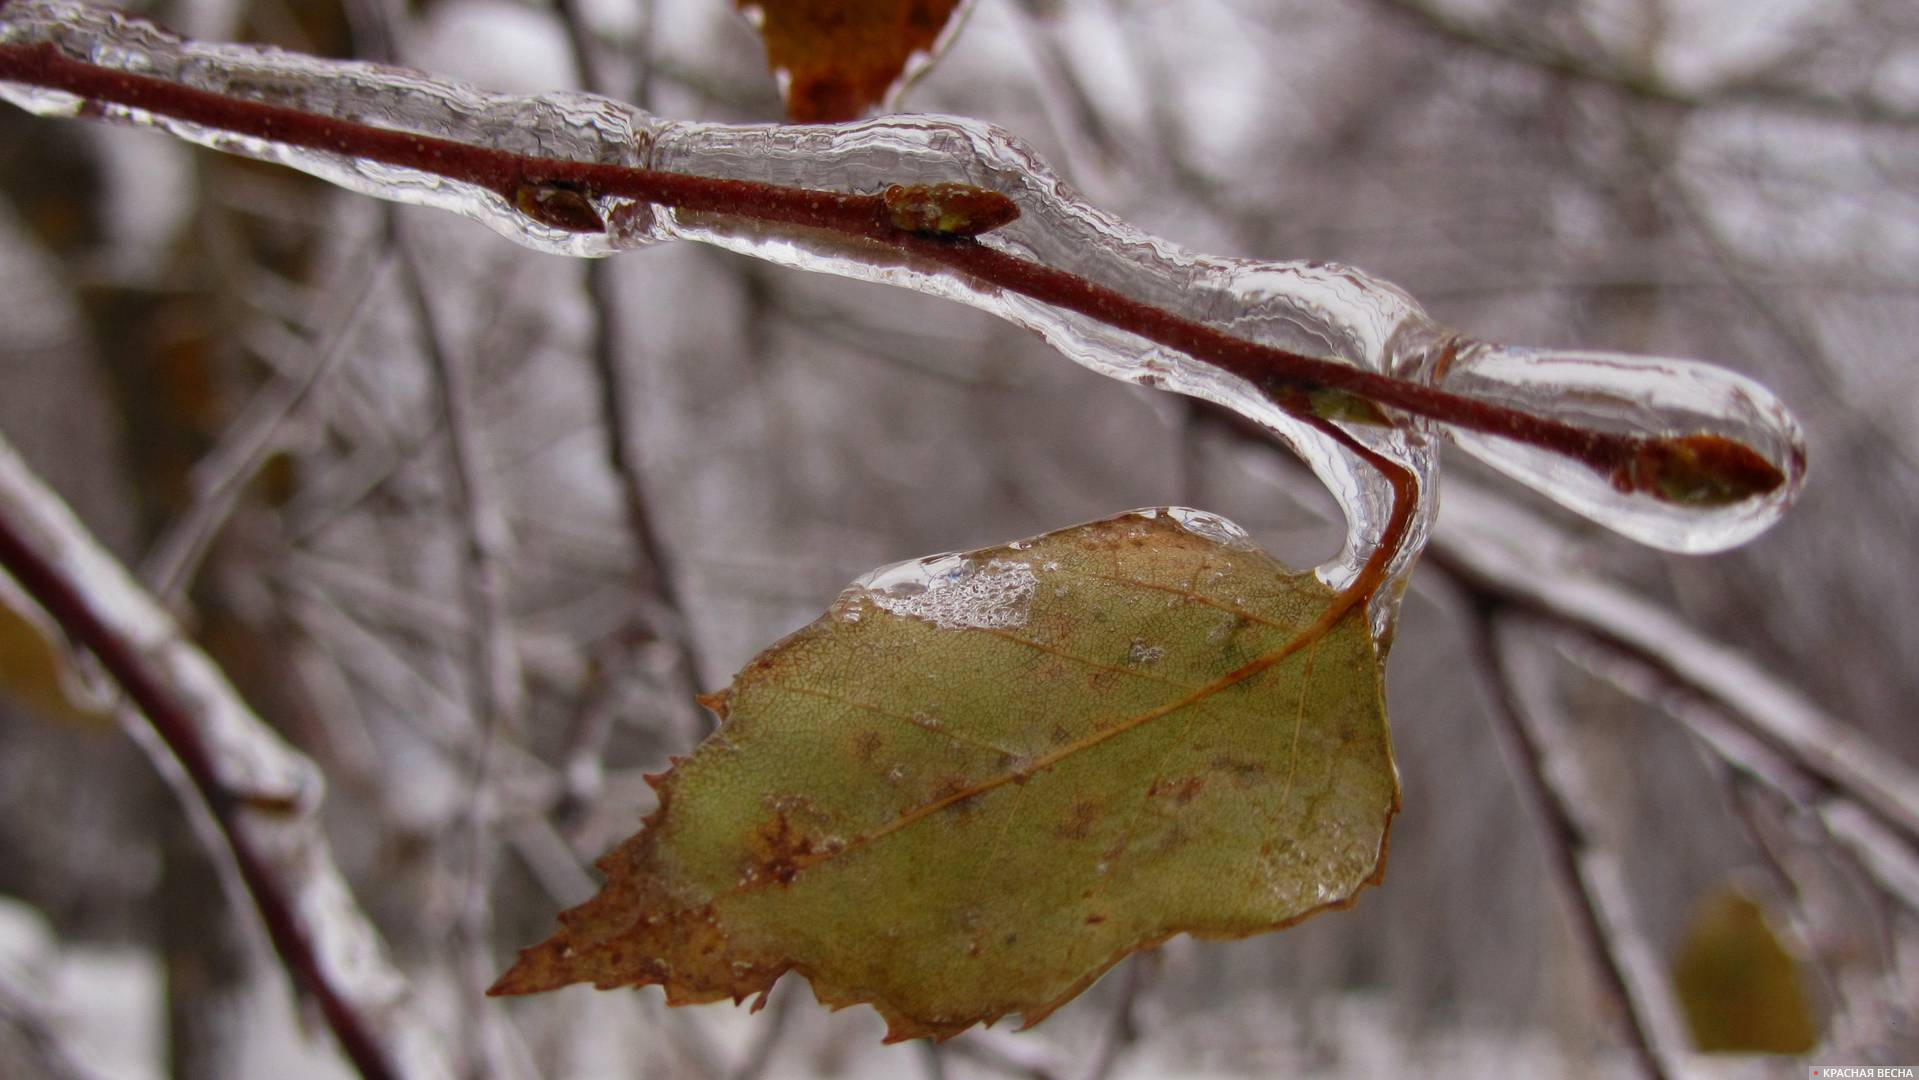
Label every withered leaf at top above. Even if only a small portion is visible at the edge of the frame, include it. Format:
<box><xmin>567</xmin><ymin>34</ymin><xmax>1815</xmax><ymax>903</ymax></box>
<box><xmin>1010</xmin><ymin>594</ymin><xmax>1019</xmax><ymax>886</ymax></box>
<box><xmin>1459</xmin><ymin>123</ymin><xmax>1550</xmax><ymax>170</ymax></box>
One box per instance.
<box><xmin>491</xmin><ymin>508</ymin><xmax>1398</xmax><ymax>1041</ymax></box>
<box><xmin>736</xmin><ymin>0</ymin><xmax>969</xmax><ymax>122</ymax></box>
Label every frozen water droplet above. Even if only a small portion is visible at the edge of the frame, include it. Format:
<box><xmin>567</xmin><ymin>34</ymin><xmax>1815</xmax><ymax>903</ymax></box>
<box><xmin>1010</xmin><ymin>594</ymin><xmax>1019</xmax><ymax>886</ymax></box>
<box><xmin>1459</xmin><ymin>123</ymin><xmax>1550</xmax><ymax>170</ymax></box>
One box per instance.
<box><xmin>1159</xmin><ymin>508</ymin><xmax>1258</xmax><ymax>550</ymax></box>
<box><xmin>1434</xmin><ymin>341</ymin><xmax>1806</xmax><ymax>552</ymax></box>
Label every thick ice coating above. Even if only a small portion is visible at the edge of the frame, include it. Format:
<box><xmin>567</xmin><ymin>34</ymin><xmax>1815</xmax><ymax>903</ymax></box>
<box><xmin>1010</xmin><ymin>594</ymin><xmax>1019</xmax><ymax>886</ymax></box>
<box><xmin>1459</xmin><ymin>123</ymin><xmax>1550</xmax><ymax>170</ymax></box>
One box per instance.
<box><xmin>0</xmin><ymin>0</ymin><xmax>1808</xmax><ymax>607</ymax></box>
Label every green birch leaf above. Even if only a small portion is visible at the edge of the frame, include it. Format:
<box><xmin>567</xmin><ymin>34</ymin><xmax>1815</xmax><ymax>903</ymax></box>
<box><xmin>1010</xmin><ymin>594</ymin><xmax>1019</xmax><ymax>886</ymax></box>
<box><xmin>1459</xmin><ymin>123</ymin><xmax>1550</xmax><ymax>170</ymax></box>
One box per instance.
<box><xmin>491</xmin><ymin>508</ymin><xmax>1397</xmax><ymax>1041</ymax></box>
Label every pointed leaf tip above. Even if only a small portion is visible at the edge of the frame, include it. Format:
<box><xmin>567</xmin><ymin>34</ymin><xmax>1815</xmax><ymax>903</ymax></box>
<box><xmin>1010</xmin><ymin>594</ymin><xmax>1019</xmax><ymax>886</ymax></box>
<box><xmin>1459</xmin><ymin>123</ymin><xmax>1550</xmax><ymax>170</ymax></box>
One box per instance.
<box><xmin>495</xmin><ymin>509</ymin><xmax>1397</xmax><ymax>1038</ymax></box>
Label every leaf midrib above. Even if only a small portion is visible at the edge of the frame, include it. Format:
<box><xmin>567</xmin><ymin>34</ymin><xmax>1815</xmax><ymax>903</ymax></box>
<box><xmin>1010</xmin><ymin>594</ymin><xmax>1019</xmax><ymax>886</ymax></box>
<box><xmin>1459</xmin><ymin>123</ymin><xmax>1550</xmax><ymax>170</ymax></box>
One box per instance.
<box><xmin>738</xmin><ymin>567</ymin><xmax>1371</xmax><ymax>890</ymax></box>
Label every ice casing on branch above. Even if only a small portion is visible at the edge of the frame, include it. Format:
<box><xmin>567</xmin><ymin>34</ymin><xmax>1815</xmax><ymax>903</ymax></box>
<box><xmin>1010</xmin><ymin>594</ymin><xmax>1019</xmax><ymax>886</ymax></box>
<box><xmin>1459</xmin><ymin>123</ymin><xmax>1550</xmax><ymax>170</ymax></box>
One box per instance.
<box><xmin>0</xmin><ymin>0</ymin><xmax>1806</xmax><ymax>606</ymax></box>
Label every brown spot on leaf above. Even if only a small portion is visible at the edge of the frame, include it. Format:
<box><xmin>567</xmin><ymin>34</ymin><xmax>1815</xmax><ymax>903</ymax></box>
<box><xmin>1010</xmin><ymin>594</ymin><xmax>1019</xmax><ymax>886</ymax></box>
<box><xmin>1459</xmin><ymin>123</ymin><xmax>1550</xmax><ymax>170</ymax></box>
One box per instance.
<box><xmin>1147</xmin><ymin>775</ymin><xmax>1205</xmax><ymax>805</ymax></box>
<box><xmin>1056</xmin><ymin>796</ymin><xmax>1100</xmax><ymax>839</ymax></box>
<box><xmin>743</xmin><ymin>795</ymin><xmax>830</xmax><ymax>886</ymax></box>
<box><xmin>493</xmin><ymin>510</ymin><xmax>1397</xmax><ymax>1045</ymax></box>
<box><xmin>931</xmin><ymin>775</ymin><xmax>983</xmax><ymax>819</ymax></box>
<box><xmin>1210</xmin><ymin>754</ymin><xmax>1268</xmax><ymax>787</ymax></box>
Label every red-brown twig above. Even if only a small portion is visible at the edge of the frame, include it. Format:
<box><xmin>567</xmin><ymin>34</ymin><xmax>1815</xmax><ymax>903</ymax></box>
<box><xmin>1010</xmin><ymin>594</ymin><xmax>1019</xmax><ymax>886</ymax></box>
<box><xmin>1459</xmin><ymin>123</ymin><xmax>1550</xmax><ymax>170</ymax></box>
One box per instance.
<box><xmin>0</xmin><ymin>39</ymin><xmax>1785</xmax><ymax>506</ymax></box>
<box><xmin>0</xmin><ymin>437</ymin><xmax>434</xmax><ymax>1080</ymax></box>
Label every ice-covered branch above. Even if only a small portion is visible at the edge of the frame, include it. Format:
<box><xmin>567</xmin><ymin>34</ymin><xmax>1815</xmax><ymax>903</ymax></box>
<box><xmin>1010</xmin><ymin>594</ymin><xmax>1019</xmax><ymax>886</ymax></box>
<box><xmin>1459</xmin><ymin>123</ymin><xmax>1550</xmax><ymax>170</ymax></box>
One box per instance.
<box><xmin>1430</xmin><ymin>482</ymin><xmax>1919</xmax><ymax>857</ymax></box>
<box><xmin>0</xmin><ymin>433</ymin><xmax>451</xmax><ymax>1080</ymax></box>
<box><xmin>1465</xmin><ymin>613</ymin><xmax>1690</xmax><ymax>1079</ymax></box>
<box><xmin>0</xmin><ymin>0</ymin><xmax>1808</xmax><ymax>615</ymax></box>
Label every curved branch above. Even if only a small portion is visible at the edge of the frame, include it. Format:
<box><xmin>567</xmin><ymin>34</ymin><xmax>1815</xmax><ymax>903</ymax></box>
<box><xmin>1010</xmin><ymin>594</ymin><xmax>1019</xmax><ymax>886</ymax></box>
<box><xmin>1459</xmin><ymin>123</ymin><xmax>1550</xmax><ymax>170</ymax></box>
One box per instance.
<box><xmin>0</xmin><ymin>31</ymin><xmax>1784</xmax><ymax>508</ymax></box>
<box><xmin>1461</xmin><ymin>609</ymin><xmax>1686</xmax><ymax>1079</ymax></box>
<box><xmin>0</xmin><ymin>433</ymin><xmax>450</xmax><ymax>1080</ymax></box>
<box><xmin>1426</xmin><ymin>483</ymin><xmax>1919</xmax><ymax>856</ymax></box>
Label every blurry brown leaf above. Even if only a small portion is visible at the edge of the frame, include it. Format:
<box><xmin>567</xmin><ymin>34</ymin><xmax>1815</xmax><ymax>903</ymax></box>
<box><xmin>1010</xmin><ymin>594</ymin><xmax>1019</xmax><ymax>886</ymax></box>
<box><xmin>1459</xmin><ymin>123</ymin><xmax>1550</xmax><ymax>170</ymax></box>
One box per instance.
<box><xmin>0</xmin><ymin>577</ymin><xmax>109</xmax><ymax>727</ymax></box>
<box><xmin>1671</xmin><ymin>885</ymin><xmax>1820</xmax><ymax>1054</ymax></box>
<box><xmin>492</xmin><ymin>509</ymin><xmax>1397</xmax><ymax>1040</ymax></box>
<box><xmin>736</xmin><ymin>0</ymin><xmax>968</xmax><ymax>122</ymax></box>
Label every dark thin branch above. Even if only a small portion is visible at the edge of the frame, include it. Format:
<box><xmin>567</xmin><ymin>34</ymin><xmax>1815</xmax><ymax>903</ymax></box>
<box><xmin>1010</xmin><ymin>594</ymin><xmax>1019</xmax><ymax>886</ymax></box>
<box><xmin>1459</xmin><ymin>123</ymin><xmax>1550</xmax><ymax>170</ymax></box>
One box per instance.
<box><xmin>554</xmin><ymin>0</ymin><xmax>712</xmax><ymax>723</ymax></box>
<box><xmin>0</xmin><ymin>37</ymin><xmax>1789</xmax><ymax>506</ymax></box>
<box><xmin>1425</xmin><ymin>535</ymin><xmax>1919</xmax><ymax>848</ymax></box>
<box><xmin>140</xmin><ymin>247</ymin><xmax>390</xmax><ymax>603</ymax></box>
<box><xmin>393</xmin><ymin>221</ymin><xmax>525</xmax><ymax>737</ymax></box>
<box><xmin>1365</xmin><ymin>0</ymin><xmax>1919</xmax><ymax>129</ymax></box>
<box><xmin>391</xmin><ymin>212</ymin><xmax>532</xmax><ymax>1078</ymax></box>
<box><xmin>917</xmin><ymin>1040</ymin><xmax>948</xmax><ymax>1080</ymax></box>
<box><xmin>725</xmin><ymin>979</ymin><xmax>796</xmax><ymax>1080</ymax></box>
<box><xmin>1546</xmin><ymin>628</ymin><xmax>1919</xmax><ymax>916</ymax></box>
<box><xmin>577</xmin><ymin>209</ymin><xmax>711</xmax><ymax>698</ymax></box>
<box><xmin>0</xmin><ymin>437</ymin><xmax>424</xmax><ymax>1080</ymax></box>
<box><xmin>1461</xmin><ymin>607</ymin><xmax>1683</xmax><ymax>1079</ymax></box>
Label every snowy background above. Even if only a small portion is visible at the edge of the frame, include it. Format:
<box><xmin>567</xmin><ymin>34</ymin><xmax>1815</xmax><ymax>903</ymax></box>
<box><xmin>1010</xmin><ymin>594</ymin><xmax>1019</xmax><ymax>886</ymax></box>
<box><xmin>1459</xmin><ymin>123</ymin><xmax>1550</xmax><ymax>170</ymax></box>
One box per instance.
<box><xmin>0</xmin><ymin>0</ymin><xmax>1915</xmax><ymax>1076</ymax></box>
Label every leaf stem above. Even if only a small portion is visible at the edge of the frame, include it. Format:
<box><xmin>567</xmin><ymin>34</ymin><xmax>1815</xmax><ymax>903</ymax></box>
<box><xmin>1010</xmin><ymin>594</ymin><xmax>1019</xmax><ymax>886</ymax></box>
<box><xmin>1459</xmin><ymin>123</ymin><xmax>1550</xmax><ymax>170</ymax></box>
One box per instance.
<box><xmin>0</xmin><ymin>38</ymin><xmax>1783</xmax><ymax>503</ymax></box>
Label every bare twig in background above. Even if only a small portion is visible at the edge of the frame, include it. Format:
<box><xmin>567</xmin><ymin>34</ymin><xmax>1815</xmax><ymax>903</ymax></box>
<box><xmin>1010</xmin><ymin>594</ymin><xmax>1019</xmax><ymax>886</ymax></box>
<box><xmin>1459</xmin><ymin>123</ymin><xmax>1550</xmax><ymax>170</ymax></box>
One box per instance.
<box><xmin>1081</xmin><ymin>954</ymin><xmax>1150</xmax><ymax>1080</ymax></box>
<box><xmin>139</xmin><ymin>248</ymin><xmax>391</xmax><ymax>605</ymax></box>
<box><xmin>726</xmin><ymin>978</ymin><xmax>796</xmax><ymax>1080</ymax></box>
<box><xmin>393</xmin><ymin>216</ymin><xmax>533</xmax><ymax>1080</ymax></box>
<box><xmin>1460</xmin><ymin>606</ymin><xmax>1686</xmax><ymax>1079</ymax></box>
<box><xmin>1428</xmin><ymin>486</ymin><xmax>1919</xmax><ymax>856</ymax></box>
<box><xmin>0</xmin><ymin>432</ymin><xmax>450</xmax><ymax>1080</ymax></box>
<box><xmin>943</xmin><ymin>1031</ymin><xmax>1061</xmax><ymax>1080</ymax></box>
<box><xmin>553</xmin><ymin>0</ymin><xmax>713</xmax><ymax>744</ymax></box>
<box><xmin>395</xmin><ymin>223</ymin><xmax>527</xmax><ymax>742</ymax></box>
<box><xmin>1553</xmin><ymin>635</ymin><xmax>1916</xmax><ymax>1055</ymax></box>
<box><xmin>917</xmin><ymin>1039</ymin><xmax>948</xmax><ymax>1080</ymax></box>
<box><xmin>1546</xmin><ymin>632</ymin><xmax>1919</xmax><ymax>916</ymax></box>
<box><xmin>1366</xmin><ymin>0</ymin><xmax>1919</xmax><ymax>128</ymax></box>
